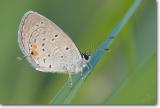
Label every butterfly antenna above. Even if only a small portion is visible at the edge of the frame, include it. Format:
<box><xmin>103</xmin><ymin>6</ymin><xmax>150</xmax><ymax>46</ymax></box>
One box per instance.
<box><xmin>89</xmin><ymin>44</ymin><xmax>96</xmax><ymax>54</ymax></box>
<box><xmin>16</xmin><ymin>55</ymin><xmax>28</xmax><ymax>61</ymax></box>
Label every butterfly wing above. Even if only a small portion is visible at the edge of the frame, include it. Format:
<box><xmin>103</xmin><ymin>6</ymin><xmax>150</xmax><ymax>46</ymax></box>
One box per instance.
<box><xmin>18</xmin><ymin>11</ymin><xmax>82</xmax><ymax>73</ymax></box>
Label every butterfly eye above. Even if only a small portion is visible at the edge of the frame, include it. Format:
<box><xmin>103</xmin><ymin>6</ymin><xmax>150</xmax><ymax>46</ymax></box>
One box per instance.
<box><xmin>83</xmin><ymin>53</ymin><xmax>90</xmax><ymax>61</ymax></box>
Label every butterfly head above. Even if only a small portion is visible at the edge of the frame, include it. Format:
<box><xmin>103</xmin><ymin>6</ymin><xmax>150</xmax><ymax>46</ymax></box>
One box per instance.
<box><xmin>82</xmin><ymin>53</ymin><xmax>90</xmax><ymax>61</ymax></box>
<box><xmin>81</xmin><ymin>52</ymin><xmax>91</xmax><ymax>67</ymax></box>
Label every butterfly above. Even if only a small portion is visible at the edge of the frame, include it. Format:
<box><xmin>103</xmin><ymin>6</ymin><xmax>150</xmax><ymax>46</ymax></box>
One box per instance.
<box><xmin>18</xmin><ymin>11</ymin><xmax>91</xmax><ymax>75</ymax></box>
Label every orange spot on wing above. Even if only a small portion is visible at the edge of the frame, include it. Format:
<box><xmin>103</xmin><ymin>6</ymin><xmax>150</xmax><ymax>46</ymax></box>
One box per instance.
<box><xmin>32</xmin><ymin>42</ymin><xmax>37</xmax><ymax>49</ymax></box>
<box><xmin>31</xmin><ymin>50</ymin><xmax>39</xmax><ymax>59</ymax></box>
<box><xmin>31</xmin><ymin>42</ymin><xmax>39</xmax><ymax>59</ymax></box>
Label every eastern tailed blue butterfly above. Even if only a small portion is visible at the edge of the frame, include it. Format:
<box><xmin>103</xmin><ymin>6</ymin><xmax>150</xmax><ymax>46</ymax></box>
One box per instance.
<box><xmin>18</xmin><ymin>11</ymin><xmax>90</xmax><ymax>75</ymax></box>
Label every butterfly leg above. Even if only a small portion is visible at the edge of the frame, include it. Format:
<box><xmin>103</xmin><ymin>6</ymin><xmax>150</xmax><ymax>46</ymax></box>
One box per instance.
<box><xmin>80</xmin><ymin>63</ymin><xmax>91</xmax><ymax>80</ymax></box>
<box><xmin>68</xmin><ymin>72</ymin><xmax>73</xmax><ymax>87</ymax></box>
<box><xmin>16</xmin><ymin>54</ymin><xmax>28</xmax><ymax>61</ymax></box>
<box><xmin>87</xmin><ymin>62</ymin><xmax>93</xmax><ymax>71</ymax></box>
<box><xmin>16</xmin><ymin>56</ymin><xmax>23</xmax><ymax>61</ymax></box>
<box><xmin>80</xmin><ymin>71</ymin><xmax>85</xmax><ymax>80</ymax></box>
<box><xmin>86</xmin><ymin>64</ymin><xmax>90</xmax><ymax>71</ymax></box>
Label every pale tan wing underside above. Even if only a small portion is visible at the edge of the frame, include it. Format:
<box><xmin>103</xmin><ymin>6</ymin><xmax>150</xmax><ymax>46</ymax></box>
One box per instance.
<box><xmin>18</xmin><ymin>11</ymin><xmax>82</xmax><ymax>73</ymax></box>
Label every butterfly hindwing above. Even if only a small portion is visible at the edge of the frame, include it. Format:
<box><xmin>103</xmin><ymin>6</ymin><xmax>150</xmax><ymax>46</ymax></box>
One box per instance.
<box><xmin>18</xmin><ymin>11</ymin><xmax>83</xmax><ymax>73</ymax></box>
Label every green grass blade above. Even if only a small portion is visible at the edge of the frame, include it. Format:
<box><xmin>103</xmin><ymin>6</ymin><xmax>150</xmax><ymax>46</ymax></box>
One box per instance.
<box><xmin>49</xmin><ymin>0</ymin><xmax>142</xmax><ymax>104</ymax></box>
<box><xmin>105</xmin><ymin>53</ymin><xmax>156</xmax><ymax>104</ymax></box>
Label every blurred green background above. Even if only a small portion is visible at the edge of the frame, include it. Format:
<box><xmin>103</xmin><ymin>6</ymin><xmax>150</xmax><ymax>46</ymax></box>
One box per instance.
<box><xmin>0</xmin><ymin>0</ymin><xmax>156</xmax><ymax>104</ymax></box>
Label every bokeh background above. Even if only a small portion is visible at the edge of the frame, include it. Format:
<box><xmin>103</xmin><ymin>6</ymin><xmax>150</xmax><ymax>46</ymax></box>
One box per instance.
<box><xmin>0</xmin><ymin>0</ymin><xmax>156</xmax><ymax>104</ymax></box>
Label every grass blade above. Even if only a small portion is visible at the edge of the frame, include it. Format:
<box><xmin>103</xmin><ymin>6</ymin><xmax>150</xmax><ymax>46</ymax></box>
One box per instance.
<box><xmin>49</xmin><ymin>0</ymin><xmax>142</xmax><ymax>104</ymax></box>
